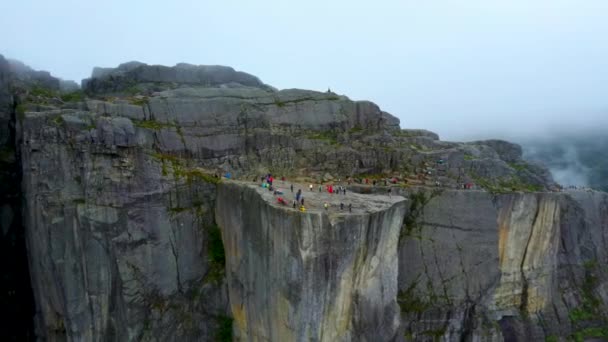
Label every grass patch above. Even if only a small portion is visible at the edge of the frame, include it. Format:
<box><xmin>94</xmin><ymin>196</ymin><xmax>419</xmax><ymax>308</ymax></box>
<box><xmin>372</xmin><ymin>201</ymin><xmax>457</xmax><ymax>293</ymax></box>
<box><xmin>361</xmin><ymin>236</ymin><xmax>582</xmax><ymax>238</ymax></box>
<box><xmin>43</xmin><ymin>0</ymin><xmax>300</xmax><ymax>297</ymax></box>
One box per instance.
<box><xmin>124</xmin><ymin>85</ymin><xmax>141</xmax><ymax>96</ymax></box>
<box><xmin>464</xmin><ymin>154</ymin><xmax>475</xmax><ymax>161</ymax></box>
<box><xmin>30</xmin><ymin>85</ymin><xmax>57</xmax><ymax>98</ymax></box>
<box><xmin>400</xmin><ymin>190</ymin><xmax>441</xmax><ymax>239</ymax></box>
<box><xmin>348</xmin><ymin>125</ymin><xmax>363</xmax><ymax>134</ymax></box>
<box><xmin>134</xmin><ymin>119</ymin><xmax>176</xmax><ymax>130</ymax></box>
<box><xmin>473</xmin><ymin>175</ymin><xmax>543</xmax><ymax>193</ymax></box>
<box><xmin>274</xmin><ymin>98</ymin><xmax>286</xmax><ymax>107</ymax></box>
<box><xmin>409</xmin><ymin>143</ymin><xmax>428</xmax><ymax>151</ymax></box>
<box><xmin>397</xmin><ymin>280</ymin><xmax>431</xmax><ymax>314</ymax></box>
<box><xmin>152</xmin><ymin>152</ymin><xmax>180</xmax><ymax>176</ymax></box>
<box><xmin>129</xmin><ymin>97</ymin><xmax>149</xmax><ymax>106</ymax></box>
<box><xmin>569</xmin><ymin>307</ymin><xmax>595</xmax><ymax>322</ymax></box>
<box><xmin>569</xmin><ymin>259</ymin><xmax>603</xmax><ymax>324</ymax></box>
<box><xmin>422</xmin><ymin>328</ymin><xmax>447</xmax><ymax>339</ymax></box>
<box><xmin>571</xmin><ymin>327</ymin><xmax>608</xmax><ymax>342</ymax></box>
<box><xmin>178</xmin><ymin>168</ymin><xmax>221</xmax><ymax>185</ymax></box>
<box><xmin>151</xmin><ymin>152</ymin><xmax>220</xmax><ymax>184</ymax></box>
<box><xmin>60</xmin><ymin>90</ymin><xmax>85</xmax><ymax>102</ymax></box>
<box><xmin>52</xmin><ymin>115</ymin><xmax>64</xmax><ymax>126</ymax></box>
<box><xmin>307</xmin><ymin>130</ymin><xmax>339</xmax><ymax>145</ymax></box>
<box><xmin>508</xmin><ymin>162</ymin><xmax>529</xmax><ymax>172</ymax></box>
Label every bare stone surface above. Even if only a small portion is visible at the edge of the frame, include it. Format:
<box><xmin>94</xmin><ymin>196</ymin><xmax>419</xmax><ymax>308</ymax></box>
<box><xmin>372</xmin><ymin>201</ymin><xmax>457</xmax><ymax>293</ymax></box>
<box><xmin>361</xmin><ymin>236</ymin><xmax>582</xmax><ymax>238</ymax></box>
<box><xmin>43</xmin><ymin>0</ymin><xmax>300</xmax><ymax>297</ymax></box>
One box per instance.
<box><xmin>1</xmin><ymin>59</ymin><xmax>607</xmax><ymax>342</ymax></box>
<box><xmin>216</xmin><ymin>181</ymin><xmax>407</xmax><ymax>341</ymax></box>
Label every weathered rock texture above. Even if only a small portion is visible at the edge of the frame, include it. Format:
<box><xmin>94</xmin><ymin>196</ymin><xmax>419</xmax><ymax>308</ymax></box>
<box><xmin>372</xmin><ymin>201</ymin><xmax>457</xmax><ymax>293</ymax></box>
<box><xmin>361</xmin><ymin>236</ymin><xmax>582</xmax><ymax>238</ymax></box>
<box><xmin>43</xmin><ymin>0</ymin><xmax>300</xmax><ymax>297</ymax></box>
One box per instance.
<box><xmin>2</xmin><ymin>59</ymin><xmax>607</xmax><ymax>341</ymax></box>
<box><xmin>0</xmin><ymin>54</ymin><xmax>36</xmax><ymax>340</ymax></box>
<box><xmin>20</xmin><ymin>110</ymin><xmax>228</xmax><ymax>340</ymax></box>
<box><xmin>398</xmin><ymin>188</ymin><xmax>608</xmax><ymax>341</ymax></box>
<box><xmin>216</xmin><ymin>182</ymin><xmax>407</xmax><ymax>341</ymax></box>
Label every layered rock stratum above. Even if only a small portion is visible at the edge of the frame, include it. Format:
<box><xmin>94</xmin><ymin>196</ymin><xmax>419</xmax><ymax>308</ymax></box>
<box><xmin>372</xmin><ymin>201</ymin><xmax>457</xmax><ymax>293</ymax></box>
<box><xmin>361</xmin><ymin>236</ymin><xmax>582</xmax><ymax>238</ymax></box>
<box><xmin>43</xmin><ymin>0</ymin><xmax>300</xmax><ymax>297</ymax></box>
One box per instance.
<box><xmin>0</xmin><ymin>55</ymin><xmax>606</xmax><ymax>341</ymax></box>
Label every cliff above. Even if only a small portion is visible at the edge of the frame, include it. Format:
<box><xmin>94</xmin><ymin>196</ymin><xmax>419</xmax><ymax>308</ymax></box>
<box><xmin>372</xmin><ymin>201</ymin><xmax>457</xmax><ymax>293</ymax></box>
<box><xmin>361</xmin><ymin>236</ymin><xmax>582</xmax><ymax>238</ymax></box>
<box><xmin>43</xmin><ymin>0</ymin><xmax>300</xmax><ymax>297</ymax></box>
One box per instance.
<box><xmin>1</xmin><ymin>58</ymin><xmax>607</xmax><ymax>341</ymax></box>
<box><xmin>398</xmin><ymin>189</ymin><xmax>608</xmax><ymax>341</ymax></box>
<box><xmin>216</xmin><ymin>182</ymin><xmax>406</xmax><ymax>341</ymax></box>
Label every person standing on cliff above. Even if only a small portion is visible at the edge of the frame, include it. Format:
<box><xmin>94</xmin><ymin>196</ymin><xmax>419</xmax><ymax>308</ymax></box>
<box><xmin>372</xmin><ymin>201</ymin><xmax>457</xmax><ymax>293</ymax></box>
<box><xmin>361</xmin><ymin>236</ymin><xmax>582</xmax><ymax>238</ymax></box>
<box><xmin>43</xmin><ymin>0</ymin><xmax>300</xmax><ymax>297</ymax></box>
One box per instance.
<box><xmin>290</xmin><ymin>184</ymin><xmax>294</xmax><ymax>193</ymax></box>
<box><xmin>300</xmin><ymin>196</ymin><xmax>304</xmax><ymax>206</ymax></box>
<box><xmin>309</xmin><ymin>184</ymin><xmax>313</xmax><ymax>191</ymax></box>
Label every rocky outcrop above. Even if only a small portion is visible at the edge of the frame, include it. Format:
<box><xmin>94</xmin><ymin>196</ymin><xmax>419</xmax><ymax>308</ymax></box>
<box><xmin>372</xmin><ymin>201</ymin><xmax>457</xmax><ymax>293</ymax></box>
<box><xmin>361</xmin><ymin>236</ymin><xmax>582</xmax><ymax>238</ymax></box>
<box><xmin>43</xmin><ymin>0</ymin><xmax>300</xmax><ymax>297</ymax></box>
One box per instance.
<box><xmin>0</xmin><ymin>54</ymin><xmax>36</xmax><ymax>340</ymax></box>
<box><xmin>216</xmin><ymin>181</ymin><xmax>407</xmax><ymax>341</ymax></box>
<box><xmin>82</xmin><ymin>61</ymin><xmax>272</xmax><ymax>94</ymax></box>
<box><xmin>7</xmin><ymin>58</ymin><xmax>61</xmax><ymax>91</ymax></box>
<box><xmin>19</xmin><ymin>108</ymin><xmax>229</xmax><ymax>340</ymax></box>
<box><xmin>4</xmin><ymin>59</ymin><xmax>606</xmax><ymax>341</ymax></box>
<box><xmin>398</xmin><ymin>188</ymin><xmax>608</xmax><ymax>341</ymax></box>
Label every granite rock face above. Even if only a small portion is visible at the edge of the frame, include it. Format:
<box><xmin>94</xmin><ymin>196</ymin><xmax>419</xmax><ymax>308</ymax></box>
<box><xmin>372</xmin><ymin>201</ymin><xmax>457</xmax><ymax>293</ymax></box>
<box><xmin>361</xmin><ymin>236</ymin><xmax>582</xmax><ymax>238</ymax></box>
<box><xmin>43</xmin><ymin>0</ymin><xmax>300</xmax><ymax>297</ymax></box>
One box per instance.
<box><xmin>82</xmin><ymin>61</ymin><xmax>272</xmax><ymax>94</ymax></box>
<box><xmin>0</xmin><ymin>54</ymin><xmax>36</xmax><ymax>340</ymax></box>
<box><xmin>216</xmin><ymin>182</ymin><xmax>407</xmax><ymax>341</ymax></box>
<box><xmin>3</xmin><ymin>59</ymin><xmax>608</xmax><ymax>341</ymax></box>
<box><xmin>20</xmin><ymin>109</ymin><xmax>229</xmax><ymax>340</ymax></box>
<box><xmin>398</xmin><ymin>188</ymin><xmax>608</xmax><ymax>341</ymax></box>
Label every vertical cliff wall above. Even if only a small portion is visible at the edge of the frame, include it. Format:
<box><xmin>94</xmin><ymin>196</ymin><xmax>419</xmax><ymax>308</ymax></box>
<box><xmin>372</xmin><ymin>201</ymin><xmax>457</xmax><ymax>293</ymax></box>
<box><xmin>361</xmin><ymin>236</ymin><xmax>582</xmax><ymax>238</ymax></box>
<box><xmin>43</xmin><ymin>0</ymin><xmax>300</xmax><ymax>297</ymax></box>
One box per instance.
<box><xmin>0</xmin><ymin>55</ymin><xmax>36</xmax><ymax>340</ymax></box>
<box><xmin>6</xmin><ymin>59</ymin><xmax>608</xmax><ymax>341</ymax></box>
<box><xmin>216</xmin><ymin>182</ymin><xmax>407</xmax><ymax>341</ymax></box>
<box><xmin>19</xmin><ymin>111</ymin><xmax>229</xmax><ymax>340</ymax></box>
<box><xmin>398</xmin><ymin>189</ymin><xmax>608</xmax><ymax>341</ymax></box>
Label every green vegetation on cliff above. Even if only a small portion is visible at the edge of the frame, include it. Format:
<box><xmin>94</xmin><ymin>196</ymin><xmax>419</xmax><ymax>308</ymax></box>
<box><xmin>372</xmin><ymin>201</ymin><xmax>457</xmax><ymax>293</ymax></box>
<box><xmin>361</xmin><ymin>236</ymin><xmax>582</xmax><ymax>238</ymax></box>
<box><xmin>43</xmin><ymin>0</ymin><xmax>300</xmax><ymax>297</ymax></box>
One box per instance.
<box><xmin>204</xmin><ymin>224</ymin><xmax>225</xmax><ymax>284</ymax></box>
<box><xmin>215</xmin><ymin>315</ymin><xmax>233</xmax><ymax>342</ymax></box>
<box><xmin>473</xmin><ymin>175</ymin><xmax>543</xmax><ymax>193</ymax></box>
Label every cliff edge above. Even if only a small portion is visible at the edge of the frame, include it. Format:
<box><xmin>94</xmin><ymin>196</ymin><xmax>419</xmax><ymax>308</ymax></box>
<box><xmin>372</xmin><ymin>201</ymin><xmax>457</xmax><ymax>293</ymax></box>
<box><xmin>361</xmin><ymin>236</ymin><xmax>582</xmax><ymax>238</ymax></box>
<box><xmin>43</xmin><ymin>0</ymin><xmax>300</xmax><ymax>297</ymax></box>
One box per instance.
<box><xmin>1</xmin><ymin>58</ymin><xmax>606</xmax><ymax>341</ymax></box>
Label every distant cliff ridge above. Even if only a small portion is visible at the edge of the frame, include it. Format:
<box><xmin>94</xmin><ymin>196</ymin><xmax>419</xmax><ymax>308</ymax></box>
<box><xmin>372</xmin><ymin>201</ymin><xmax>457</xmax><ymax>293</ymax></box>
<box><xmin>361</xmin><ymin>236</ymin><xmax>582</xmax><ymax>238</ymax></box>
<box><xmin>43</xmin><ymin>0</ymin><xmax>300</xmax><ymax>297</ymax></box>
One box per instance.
<box><xmin>1</xmin><ymin>56</ymin><xmax>607</xmax><ymax>341</ymax></box>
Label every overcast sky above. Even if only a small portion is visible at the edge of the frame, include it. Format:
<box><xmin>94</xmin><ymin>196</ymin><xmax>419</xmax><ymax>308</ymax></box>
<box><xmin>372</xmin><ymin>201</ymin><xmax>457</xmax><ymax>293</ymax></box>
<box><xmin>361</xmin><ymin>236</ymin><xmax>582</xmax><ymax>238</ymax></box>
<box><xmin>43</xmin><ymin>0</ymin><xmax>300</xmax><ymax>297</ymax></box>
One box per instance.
<box><xmin>2</xmin><ymin>0</ymin><xmax>608</xmax><ymax>141</ymax></box>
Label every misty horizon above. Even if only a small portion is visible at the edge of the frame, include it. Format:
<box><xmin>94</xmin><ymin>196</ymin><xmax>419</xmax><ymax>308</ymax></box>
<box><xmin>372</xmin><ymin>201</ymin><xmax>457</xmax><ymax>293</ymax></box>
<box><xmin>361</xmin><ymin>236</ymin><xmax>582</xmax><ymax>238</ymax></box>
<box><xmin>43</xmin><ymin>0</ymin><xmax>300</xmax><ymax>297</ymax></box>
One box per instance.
<box><xmin>3</xmin><ymin>0</ymin><xmax>608</xmax><ymax>142</ymax></box>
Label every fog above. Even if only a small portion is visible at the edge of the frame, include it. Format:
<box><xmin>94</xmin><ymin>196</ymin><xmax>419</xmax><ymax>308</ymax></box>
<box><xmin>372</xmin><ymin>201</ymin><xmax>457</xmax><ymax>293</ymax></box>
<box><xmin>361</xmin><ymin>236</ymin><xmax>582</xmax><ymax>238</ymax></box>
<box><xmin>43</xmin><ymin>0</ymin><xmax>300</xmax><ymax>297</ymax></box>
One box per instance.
<box><xmin>3</xmin><ymin>0</ymin><xmax>608</xmax><ymax>141</ymax></box>
<box><xmin>2</xmin><ymin>0</ymin><xmax>607</xmax><ymax>188</ymax></box>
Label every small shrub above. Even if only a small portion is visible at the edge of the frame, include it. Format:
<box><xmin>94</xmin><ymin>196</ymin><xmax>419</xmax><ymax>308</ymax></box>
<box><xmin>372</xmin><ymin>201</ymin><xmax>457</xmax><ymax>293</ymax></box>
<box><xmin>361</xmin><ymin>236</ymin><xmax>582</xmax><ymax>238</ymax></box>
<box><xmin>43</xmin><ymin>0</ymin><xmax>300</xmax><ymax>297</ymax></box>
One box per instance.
<box><xmin>397</xmin><ymin>280</ymin><xmax>430</xmax><ymax>314</ymax></box>
<box><xmin>274</xmin><ymin>98</ymin><xmax>286</xmax><ymax>107</ymax></box>
<box><xmin>508</xmin><ymin>162</ymin><xmax>529</xmax><ymax>172</ymax></box>
<box><xmin>307</xmin><ymin>130</ymin><xmax>338</xmax><ymax>145</ymax></box>
<box><xmin>30</xmin><ymin>85</ymin><xmax>57</xmax><ymax>98</ymax></box>
<box><xmin>215</xmin><ymin>315</ymin><xmax>233</xmax><ymax>342</ymax></box>
<box><xmin>472</xmin><ymin>175</ymin><xmax>543</xmax><ymax>193</ymax></box>
<box><xmin>52</xmin><ymin>115</ymin><xmax>64</xmax><ymax>126</ymax></box>
<box><xmin>208</xmin><ymin>224</ymin><xmax>225</xmax><ymax>265</ymax></box>
<box><xmin>129</xmin><ymin>97</ymin><xmax>149</xmax><ymax>106</ymax></box>
<box><xmin>60</xmin><ymin>90</ymin><xmax>85</xmax><ymax>102</ymax></box>
<box><xmin>349</xmin><ymin>125</ymin><xmax>363</xmax><ymax>134</ymax></box>
<box><xmin>571</xmin><ymin>327</ymin><xmax>608</xmax><ymax>342</ymax></box>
